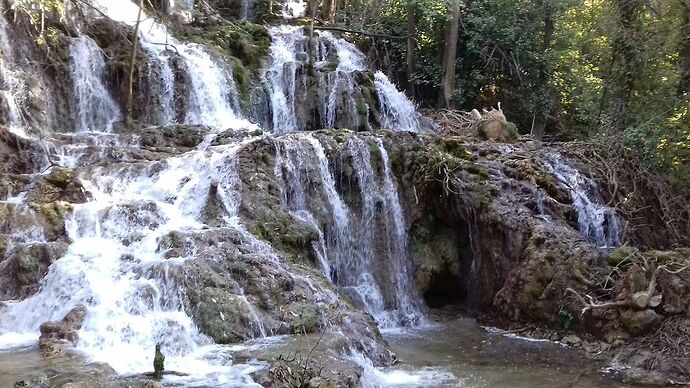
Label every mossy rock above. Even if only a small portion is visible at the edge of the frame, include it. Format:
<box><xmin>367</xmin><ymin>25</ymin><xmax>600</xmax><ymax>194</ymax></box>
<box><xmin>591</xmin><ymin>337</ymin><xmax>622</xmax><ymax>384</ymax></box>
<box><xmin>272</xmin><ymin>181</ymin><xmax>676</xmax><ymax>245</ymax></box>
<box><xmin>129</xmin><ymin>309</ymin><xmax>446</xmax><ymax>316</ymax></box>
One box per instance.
<box><xmin>286</xmin><ymin>302</ymin><xmax>320</xmax><ymax>334</ymax></box>
<box><xmin>607</xmin><ymin>246</ymin><xmax>637</xmax><ymax>266</ymax></box>
<box><xmin>34</xmin><ymin>201</ymin><xmax>73</xmax><ymax>227</ymax></box>
<box><xmin>45</xmin><ymin>167</ymin><xmax>74</xmax><ymax>189</ymax></box>
<box><xmin>191</xmin><ymin>287</ymin><xmax>254</xmax><ymax>344</ymax></box>
<box><xmin>176</xmin><ymin>21</ymin><xmax>270</xmax><ymax>76</ymax></box>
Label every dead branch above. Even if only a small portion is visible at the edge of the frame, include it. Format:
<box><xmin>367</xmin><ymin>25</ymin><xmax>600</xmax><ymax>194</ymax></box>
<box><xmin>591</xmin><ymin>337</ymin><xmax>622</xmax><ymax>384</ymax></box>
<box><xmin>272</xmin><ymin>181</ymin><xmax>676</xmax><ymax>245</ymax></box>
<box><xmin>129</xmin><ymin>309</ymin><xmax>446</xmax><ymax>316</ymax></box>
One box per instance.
<box><xmin>565</xmin><ymin>287</ymin><xmax>629</xmax><ymax>315</ymax></box>
<box><xmin>313</xmin><ymin>25</ymin><xmax>409</xmax><ymax>40</ymax></box>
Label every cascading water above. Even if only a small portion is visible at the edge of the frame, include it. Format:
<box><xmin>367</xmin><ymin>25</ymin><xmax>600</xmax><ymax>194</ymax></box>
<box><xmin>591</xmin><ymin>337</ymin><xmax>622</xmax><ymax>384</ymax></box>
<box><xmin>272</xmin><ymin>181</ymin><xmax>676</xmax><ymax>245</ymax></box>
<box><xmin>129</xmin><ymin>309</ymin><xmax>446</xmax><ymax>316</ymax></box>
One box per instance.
<box><xmin>282</xmin><ymin>0</ymin><xmax>306</xmax><ymax>18</ymax></box>
<box><xmin>262</xmin><ymin>26</ymin><xmax>304</xmax><ymax>133</ymax></box>
<box><xmin>374</xmin><ymin>71</ymin><xmax>424</xmax><ymax>133</ymax></box>
<box><xmin>240</xmin><ymin>0</ymin><xmax>253</xmax><ymax>20</ymax></box>
<box><xmin>375</xmin><ymin>138</ymin><xmax>425</xmax><ymax>325</ymax></box>
<box><xmin>545</xmin><ymin>153</ymin><xmax>622</xmax><ymax>248</ymax></box>
<box><xmin>92</xmin><ymin>0</ymin><xmax>251</xmax><ymax>130</ymax></box>
<box><xmin>0</xmin><ymin>141</ymin><xmax>265</xmax><ymax>384</ymax></box>
<box><xmin>69</xmin><ymin>36</ymin><xmax>122</xmax><ymax>133</ymax></box>
<box><xmin>274</xmin><ymin>133</ymin><xmax>424</xmax><ymax>327</ymax></box>
<box><xmin>321</xmin><ymin>32</ymin><xmax>367</xmax><ymax>129</ymax></box>
<box><xmin>0</xmin><ymin>12</ymin><xmax>29</xmax><ymax>137</ymax></box>
<box><xmin>262</xmin><ymin>26</ymin><xmax>430</xmax><ymax>133</ymax></box>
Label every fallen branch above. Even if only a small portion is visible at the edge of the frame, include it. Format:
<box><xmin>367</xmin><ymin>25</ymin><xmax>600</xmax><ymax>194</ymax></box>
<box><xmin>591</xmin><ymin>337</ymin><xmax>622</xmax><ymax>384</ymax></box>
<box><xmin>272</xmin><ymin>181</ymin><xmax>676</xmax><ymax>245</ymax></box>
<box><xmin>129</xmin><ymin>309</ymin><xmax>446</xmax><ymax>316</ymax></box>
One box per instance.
<box><xmin>565</xmin><ymin>287</ymin><xmax>629</xmax><ymax>316</ymax></box>
<box><xmin>313</xmin><ymin>25</ymin><xmax>409</xmax><ymax>40</ymax></box>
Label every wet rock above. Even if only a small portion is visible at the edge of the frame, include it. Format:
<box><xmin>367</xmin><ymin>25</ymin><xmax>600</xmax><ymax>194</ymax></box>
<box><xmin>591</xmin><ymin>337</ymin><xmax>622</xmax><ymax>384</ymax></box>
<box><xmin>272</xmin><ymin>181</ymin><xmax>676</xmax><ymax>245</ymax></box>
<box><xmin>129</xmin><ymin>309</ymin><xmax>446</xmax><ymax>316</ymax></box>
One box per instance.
<box><xmin>620</xmin><ymin>309</ymin><xmax>662</xmax><ymax>336</ymax></box>
<box><xmin>0</xmin><ymin>242</ymin><xmax>68</xmax><ymax>300</ymax></box>
<box><xmin>39</xmin><ymin>304</ymin><xmax>87</xmax><ymax>351</ymax></box>
<box><xmin>620</xmin><ymin>367</ymin><xmax>667</xmax><ymax>386</ymax></box>
<box><xmin>0</xmin><ymin>127</ymin><xmax>46</xmax><ymax>176</ymax></box>
<box><xmin>295</xmin><ymin>51</ymin><xmax>309</xmax><ymax>62</ymax></box>
<box><xmin>190</xmin><ymin>287</ymin><xmax>256</xmax><ymax>344</ymax></box>
<box><xmin>561</xmin><ymin>334</ymin><xmax>582</xmax><ymax>346</ymax></box>
<box><xmin>140</xmin><ymin>125</ymin><xmax>209</xmax><ymax>150</ymax></box>
<box><xmin>26</xmin><ymin>168</ymin><xmax>87</xmax><ymax>204</ymax></box>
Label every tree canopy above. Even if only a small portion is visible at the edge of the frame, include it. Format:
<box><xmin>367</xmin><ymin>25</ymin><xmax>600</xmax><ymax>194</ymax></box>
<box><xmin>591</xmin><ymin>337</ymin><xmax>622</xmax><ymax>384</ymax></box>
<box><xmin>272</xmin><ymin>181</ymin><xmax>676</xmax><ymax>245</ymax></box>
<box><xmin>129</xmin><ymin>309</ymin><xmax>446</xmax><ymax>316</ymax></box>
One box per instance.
<box><xmin>315</xmin><ymin>0</ymin><xmax>689</xmax><ymax>187</ymax></box>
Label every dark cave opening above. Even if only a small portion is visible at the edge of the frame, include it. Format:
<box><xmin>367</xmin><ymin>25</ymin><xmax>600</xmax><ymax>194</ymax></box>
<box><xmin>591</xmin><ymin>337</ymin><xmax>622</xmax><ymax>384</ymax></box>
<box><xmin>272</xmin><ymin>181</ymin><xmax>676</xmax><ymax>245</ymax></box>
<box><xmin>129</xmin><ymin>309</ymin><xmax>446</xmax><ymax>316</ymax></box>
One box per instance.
<box><xmin>423</xmin><ymin>268</ymin><xmax>467</xmax><ymax>308</ymax></box>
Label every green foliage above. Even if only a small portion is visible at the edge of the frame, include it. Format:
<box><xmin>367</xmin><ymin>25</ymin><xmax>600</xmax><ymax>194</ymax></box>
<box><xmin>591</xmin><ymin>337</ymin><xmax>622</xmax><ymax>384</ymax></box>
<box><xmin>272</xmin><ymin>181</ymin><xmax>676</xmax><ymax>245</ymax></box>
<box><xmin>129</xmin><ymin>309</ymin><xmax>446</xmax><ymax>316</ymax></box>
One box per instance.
<box><xmin>336</xmin><ymin>0</ymin><xmax>688</xmax><ymax>188</ymax></box>
<box><xmin>558</xmin><ymin>308</ymin><xmax>574</xmax><ymax>330</ymax></box>
<box><xmin>11</xmin><ymin>0</ymin><xmax>65</xmax><ymax>46</ymax></box>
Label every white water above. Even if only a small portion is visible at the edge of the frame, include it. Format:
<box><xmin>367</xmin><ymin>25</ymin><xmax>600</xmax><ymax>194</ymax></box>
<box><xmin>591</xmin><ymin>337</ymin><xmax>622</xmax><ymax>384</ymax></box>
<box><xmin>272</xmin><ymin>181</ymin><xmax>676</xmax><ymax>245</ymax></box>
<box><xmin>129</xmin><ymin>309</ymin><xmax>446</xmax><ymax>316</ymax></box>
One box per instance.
<box><xmin>374</xmin><ymin>72</ymin><xmax>423</xmax><ymax>133</ymax></box>
<box><xmin>0</xmin><ymin>13</ymin><xmax>29</xmax><ymax>137</ymax></box>
<box><xmin>274</xmin><ymin>133</ymin><xmax>424</xmax><ymax>328</ymax></box>
<box><xmin>92</xmin><ymin>0</ymin><xmax>252</xmax><ymax>130</ymax></box>
<box><xmin>545</xmin><ymin>153</ymin><xmax>622</xmax><ymax>248</ymax></box>
<box><xmin>263</xmin><ymin>26</ymin><xmax>428</xmax><ymax>133</ymax></box>
<box><xmin>263</xmin><ymin>26</ymin><xmax>304</xmax><ymax>133</ymax></box>
<box><xmin>274</xmin><ymin>137</ymin><xmax>332</xmax><ymax>276</ymax></box>
<box><xmin>348</xmin><ymin>350</ymin><xmax>455</xmax><ymax>387</ymax></box>
<box><xmin>322</xmin><ymin>32</ymin><xmax>367</xmax><ymax>129</ymax></box>
<box><xmin>376</xmin><ymin>138</ymin><xmax>425</xmax><ymax>325</ymax></box>
<box><xmin>0</xmin><ymin>142</ymin><xmax>264</xmax><ymax>385</ymax></box>
<box><xmin>240</xmin><ymin>0</ymin><xmax>253</xmax><ymax>20</ymax></box>
<box><xmin>69</xmin><ymin>36</ymin><xmax>122</xmax><ymax>133</ymax></box>
<box><xmin>282</xmin><ymin>0</ymin><xmax>306</xmax><ymax>18</ymax></box>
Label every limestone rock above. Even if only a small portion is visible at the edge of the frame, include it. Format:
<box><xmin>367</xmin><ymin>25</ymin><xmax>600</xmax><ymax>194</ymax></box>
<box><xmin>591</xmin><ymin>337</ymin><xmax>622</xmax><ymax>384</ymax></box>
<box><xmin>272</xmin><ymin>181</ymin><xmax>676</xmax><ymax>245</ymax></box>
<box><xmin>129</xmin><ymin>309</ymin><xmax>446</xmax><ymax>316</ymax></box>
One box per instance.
<box><xmin>39</xmin><ymin>304</ymin><xmax>88</xmax><ymax>351</ymax></box>
<box><xmin>620</xmin><ymin>367</ymin><xmax>667</xmax><ymax>386</ymax></box>
<box><xmin>620</xmin><ymin>309</ymin><xmax>662</xmax><ymax>336</ymax></box>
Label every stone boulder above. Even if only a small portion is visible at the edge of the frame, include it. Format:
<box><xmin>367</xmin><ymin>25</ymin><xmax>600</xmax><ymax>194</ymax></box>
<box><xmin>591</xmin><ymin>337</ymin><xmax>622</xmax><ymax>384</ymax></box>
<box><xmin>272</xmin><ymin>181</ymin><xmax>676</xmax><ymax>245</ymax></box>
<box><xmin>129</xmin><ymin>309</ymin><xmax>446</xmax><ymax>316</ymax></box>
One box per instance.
<box><xmin>26</xmin><ymin>168</ymin><xmax>88</xmax><ymax>204</ymax></box>
<box><xmin>39</xmin><ymin>304</ymin><xmax>87</xmax><ymax>352</ymax></box>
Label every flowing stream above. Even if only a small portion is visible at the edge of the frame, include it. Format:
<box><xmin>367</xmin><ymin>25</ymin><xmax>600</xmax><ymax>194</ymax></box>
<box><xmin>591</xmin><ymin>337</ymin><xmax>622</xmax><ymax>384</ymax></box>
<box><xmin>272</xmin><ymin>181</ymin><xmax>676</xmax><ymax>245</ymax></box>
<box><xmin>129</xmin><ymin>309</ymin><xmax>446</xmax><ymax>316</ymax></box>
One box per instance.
<box><xmin>544</xmin><ymin>154</ymin><xmax>622</xmax><ymax>248</ymax></box>
<box><xmin>69</xmin><ymin>36</ymin><xmax>122</xmax><ymax>133</ymax></box>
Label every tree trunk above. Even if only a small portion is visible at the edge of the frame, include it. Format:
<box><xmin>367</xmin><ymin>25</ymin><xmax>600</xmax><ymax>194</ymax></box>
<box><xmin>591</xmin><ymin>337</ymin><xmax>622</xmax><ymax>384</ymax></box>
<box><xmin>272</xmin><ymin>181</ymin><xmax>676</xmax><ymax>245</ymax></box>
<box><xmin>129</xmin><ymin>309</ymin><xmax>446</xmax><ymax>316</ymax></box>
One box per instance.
<box><xmin>322</xmin><ymin>0</ymin><xmax>336</xmax><ymax>20</ymax></box>
<box><xmin>406</xmin><ymin>0</ymin><xmax>417</xmax><ymax>98</ymax></box>
<box><xmin>126</xmin><ymin>0</ymin><xmax>144</xmax><ymax>125</ymax></box>
<box><xmin>609</xmin><ymin>0</ymin><xmax>643</xmax><ymax>131</ymax></box>
<box><xmin>532</xmin><ymin>3</ymin><xmax>554</xmax><ymax>140</ymax></box>
<box><xmin>678</xmin><ymin>0</ymin><xmax>690</xmax><ymax>96</ymax></box>
<box><xmin>438</xmin><ymin>0</ymin><xmax>461</xmax><ymax>108</ymax></box>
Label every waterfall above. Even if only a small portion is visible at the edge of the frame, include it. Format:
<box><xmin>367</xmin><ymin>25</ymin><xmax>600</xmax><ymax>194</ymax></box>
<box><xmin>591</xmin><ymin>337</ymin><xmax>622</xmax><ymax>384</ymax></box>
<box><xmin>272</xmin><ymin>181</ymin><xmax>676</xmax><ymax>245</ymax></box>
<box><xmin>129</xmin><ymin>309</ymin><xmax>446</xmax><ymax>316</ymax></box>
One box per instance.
<box><xmin>545</xmin><ymin>153</ymin><xmax>622</xmax><ymax>248</ymax></box>
<box><xmin>262</xmin><ymin>26</ymin><xmax>429</xmax><ymax>133</ymax></box>
<box><xmin>274</xmin><ymin>133</ymin><xmax>424</xmax><ymax>327</ymax></box>
<box><xmin>322</xmin><ymin>32</ymin><xmax>366</xmax><ymax>129</ymax></box>
<box><xmin>0</xmin><ymin>13</ymin><xmax>28</xmax><ymax>137</ymax></box>
<box><xmin>240</xmin><ymin>0</ymin><xmax>253</xmax><ymax>20</ymax></box>
<box><xmin>263</xmin><ymin>26</ymin><xmax>304</xmax><ymax>133</ymax></box>
<box><xmin>274</xmin><ymin>137</ymin><xmax>332</xmax><ymax>275</ymax></box>
<box><xmin>282</xmin><ymin>0</ymin><xmax>306</xmax><ymax>18</ymax></box>
<box><xmin>69</xmin><ymin>36</ymin><xmax>122</xmax><ymax>133</ymax></box>
<box><xmin>375</xmin><ymin>138</ymin><xmax>425</xmax><ymax>324</ymax></box>
<box><xmin>374</xmin><ymin>72</ymin><xmax>423</xmax><ymax>133</ymax></box>
<box><xmin>0</xmin><ymin>142</ymin><xmax>264</xmax><ymax>384</ymax></box>
<box><xmin>92</xmin><ymin>0</ymin><xmax>252</xmax><ymax>130</ymax></box>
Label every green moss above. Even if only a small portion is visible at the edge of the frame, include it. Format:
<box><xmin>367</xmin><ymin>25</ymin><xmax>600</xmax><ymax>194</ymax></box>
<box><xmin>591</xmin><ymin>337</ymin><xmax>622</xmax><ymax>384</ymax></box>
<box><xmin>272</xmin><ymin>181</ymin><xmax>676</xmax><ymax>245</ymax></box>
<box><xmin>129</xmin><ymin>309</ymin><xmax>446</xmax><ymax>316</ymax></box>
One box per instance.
<box><xmin>287</xmin><ymin>302</ymin><xmax>319</xmax><ymax>334</ymax></box>
<box><xmin>230</xmin><ymin>57</ymin><xmax>251</xmax><ymax>108</ymax></box>
<box><xmin>464</xmin><ymin>162</ymin><xmax>488</xmax><ymax>178</ymax></box>
<box><xmin>607</xmin><ymin>246</ymin><xmax>637</xmax><ymax>266</ymax></box>
<box><xmin>252</xmin><ymin>223</ymin><xmax>270</xmax><ymax>240</ymax></box>
<box><xmin>33</xmin><ymin>202</ymin><xmax>72</xmax><ymax>227</ymax></box>
<box><xmin>45</xmin><ymin>167</ymin><xmax>74</xmax><ymax>189</ymax></box>
<box><xmin>438</xmin><ymin>139</ymin><xmax>472</xmax><ymax>160</ymax></box>
<box><xmin>173</xmin><ymin>21</ymin><xmax>270</xmax><ymax>78</ymax></box>
<box><xmin>533</xmin><ymin>235</ymin><xmax>546</xmax><ymax>247</ymax></box>
<box><xmin>505</xmin><ymin>122</ymin><xmax>519</xmax><ymax>141</ymax></box>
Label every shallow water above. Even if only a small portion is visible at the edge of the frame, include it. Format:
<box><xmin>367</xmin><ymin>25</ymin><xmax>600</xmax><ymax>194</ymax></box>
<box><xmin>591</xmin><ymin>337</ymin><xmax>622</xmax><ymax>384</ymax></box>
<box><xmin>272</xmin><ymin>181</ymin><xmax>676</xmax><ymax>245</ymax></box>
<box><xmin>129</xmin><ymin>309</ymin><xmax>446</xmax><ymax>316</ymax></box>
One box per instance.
<box><xmin>379</xmin><ymin>318</ymin><xmax>631</xmax><ymax>388</ymax></box>
<box><xmin>0</xmin><ymin>319</ymin><xmax>633</xmax><ymax>387</ymax></box>
<box><xmin>0</xmin><ymin>345</ymin><xmax>114</xmax><ymax>387</ymax></box>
